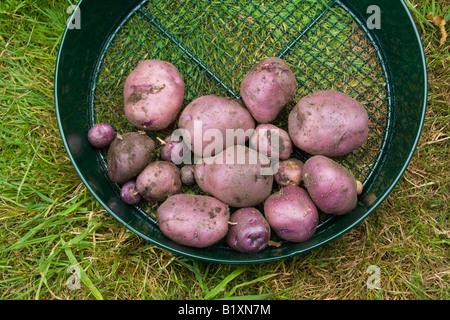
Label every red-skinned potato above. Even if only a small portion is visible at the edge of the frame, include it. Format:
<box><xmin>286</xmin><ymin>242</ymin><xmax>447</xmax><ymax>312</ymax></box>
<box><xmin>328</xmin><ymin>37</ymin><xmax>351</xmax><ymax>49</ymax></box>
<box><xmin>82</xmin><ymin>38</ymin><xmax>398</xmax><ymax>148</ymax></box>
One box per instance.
<box><xmin>194</xmin><ymin>145</ymin><xmax>273</xmax><ymax>208</ymax></box>
<box><xmin>288</xmin><ymin>90</ymin><xmax>369</xmax><ymax>157</ymax></box>
<box><xmin>157</xmin><ymin>194</ymin><xmax>230</xmax><ymax>248</ymax></box>
<box><xmin>107</xmin><ymin>132</ymin><xmax>155</xmax><ymax>184</ymax></box>
<box><xmin>274</xmin><ymin>158</ymin><xmax>304</xmax><ymax>187</ymax></box>
<box><xmin>302</xmin><ymin>155</ymin><xmax>358</xmax><ymax>215</ymax></box>
<box><xmin>264</xmin><ymin>185</ymin><xmax>318</xmax><ymax>242</ymax></box>
<box><xmin>124</xmin><ymin>59</ymin><xmax>185</xmax><ymax>131</ymax></box>
<box><xmin>226</xmin><ymin>207</ymin><xmax>271</xmax><ymax>253</ymax></box>
<box><xmin>135</xmin><ymin>161</ymin><xmax>181</xmax><ymax>202</ymax></box>
<box><xmin>178</xmin><ymin>95</ymin><xmax>255</xmax><ymax>156</ymax></box>
<box><xmin>240</xmin><ymin>57</ymin><xmax>297</xmax><ymax>123</ymax></box>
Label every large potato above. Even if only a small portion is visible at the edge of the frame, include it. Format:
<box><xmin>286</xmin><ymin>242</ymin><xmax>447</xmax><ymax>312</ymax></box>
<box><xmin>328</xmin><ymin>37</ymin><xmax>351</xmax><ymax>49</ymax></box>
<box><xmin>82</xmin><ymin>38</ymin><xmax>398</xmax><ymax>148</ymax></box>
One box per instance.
<box><xmin>157</xmin><ymin>194</ymin><xmax>230</xmax><ymax>248</ymax></box>
<box><xmin>288</xmin><ymin>90</ymin><xmax>369</xmax><ymax>157</ymax></box>
<box><xmin>136</xmin><ymin>161</ymin><xmax>181</xmax><ymax>202</ymax></box>
<box><xmin>302</xmin><ymin>155</ymin><xmax>358</xmax><ymax>215</ymax></box>
<box><xmin>264</xmin><ymin>185</ymin><xmax>319</xmax><ymax>242</ymax></box>
<box><xmin>240</xmin><ymin>57</ymin><xmax>297</xmax><ymax>123</ymax></box>
<box><xmin>107</xmin><ymin>132</ymin><xmax>155</xmax><ymax>184</ymax></box>
<box><xmin>124</xmin><ymin>59</ymin><xmax>185</xmax><ymax>131</ymax></box>
<box><xmin>178</xmin><ymin>95</ymin><xmax>255</xmax><ymax>157</ymax></box>
<box><xmin>194</xmin><ymin>145</ymin><xmax>273</xmax><ymax>208</ymax></box>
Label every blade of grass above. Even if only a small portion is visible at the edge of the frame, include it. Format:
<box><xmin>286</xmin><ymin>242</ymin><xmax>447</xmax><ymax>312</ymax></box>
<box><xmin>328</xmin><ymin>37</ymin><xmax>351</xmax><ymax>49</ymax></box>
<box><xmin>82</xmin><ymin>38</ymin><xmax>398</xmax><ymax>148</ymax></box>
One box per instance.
<box><xmin>5</xmin><ymin>196</ymin><xmax>88</xmax><ymax>253</ymax></box>
<box><xmin>204</xmin><ymin>266</ymin><xmax>246</xmax><ymax>300</ymax></box>
<box><xmin>217</xmin><ymin>292</ymin><xmax>277</xmax><ymax>300</ymax></box>
<box><xmin>224</xmin><ymin>273</ymin><xmax>280</xmax><ymax>298</ymax></box>
<box><xmin>15</xmin><ymin>134</ymin><xmax>44</xmax><ymax>202</ymax></box>
<box><xmin>61</xmin><ymin>238</ymin><xmax>104</xmax><ymax>300</ymax></box>
<box><xmin>177</xmin><ymin>259</ymin><xmax>212</xmax><ymax>297</ymax></box>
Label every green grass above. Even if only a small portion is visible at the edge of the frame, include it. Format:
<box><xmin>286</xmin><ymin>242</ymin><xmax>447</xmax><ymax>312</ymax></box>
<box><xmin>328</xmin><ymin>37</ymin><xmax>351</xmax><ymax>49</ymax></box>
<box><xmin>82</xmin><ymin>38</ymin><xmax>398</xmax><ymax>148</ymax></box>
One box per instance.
<box><xmin>1</xmin><ymin>0</ymin><xmax>449</xmax><ymax>300</ymax></box>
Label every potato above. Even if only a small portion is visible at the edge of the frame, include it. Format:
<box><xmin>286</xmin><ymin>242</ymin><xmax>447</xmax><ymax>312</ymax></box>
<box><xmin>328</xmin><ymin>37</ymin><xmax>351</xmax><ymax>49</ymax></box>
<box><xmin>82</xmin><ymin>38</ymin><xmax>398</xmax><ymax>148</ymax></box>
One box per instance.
<box><xmin>160</xmin><ymin>135</ymin><xmax>184</xmax><ymax>163</ymax></box>
<box><xmin>135</xmin><ymin>161</ymin><xmax>181</xmax><ymax>201</ymax></box>
<box><xmin>120</xmin><ymin>180</ymin><xmax>142</xmax><ymax>205</ymax></box>
<box><xmin>264</xmin><ymin>185</ymin><xmax>319</xmax><ymax>242</ymax></box>
<box><xmin>180</xmin><ymin>165</ymin><xmax>195</xmax><ymax>186</ymax></box>
<box><xmin>226</xmin><ymin>207</ymin><xmax>271</xmax><ymax>253</ymax></box>
<box><xmin>124</xmin><ymin>59</ymin><xmax>185</xmax><ymax>131</ymax></box>
<box><xmin>157</xmin><ymin>194</ymin><xmax>230</xmax><ymax>248</ymax></box>
<box><xmin>288</xmin><ymin>90</ymin><xmax>369</xmax><ymax>157</ymax></box>
<box><xmin>302</xmin><ymin>155</ymin><xmax>358</xmax><ymax>215</ymax></box>
<box><xmin>194</xmin><ymin>145</ymin><xmax>273</xmax><ymax>207</ymax></box>
<box><xmin>178</xmin><ymin>95</ymin><xmax>255</xmax><ymax>157</ymax></box>
<box><xmin>249</xmin><ymin>124</ymin><xmax>293</xmax><ymax>160</ymax></box>
<box><xmin>107</xmin><ymin>132</ymin><xmax>155</xmax><ymax>184</ymax></box>
<box><xmin>240</xmin><ymin>57</ymin><xmax>297</xmax><ymax>123</ymax></box>
<box><xmin>274</xmin><ymin>158</ymin><xmax>304</xmax><ymax>187</ymax></box>
<box><xmin>87</xmin><ymin>123</ymin><xmax>115</xmax><ymax>148</ymax></box>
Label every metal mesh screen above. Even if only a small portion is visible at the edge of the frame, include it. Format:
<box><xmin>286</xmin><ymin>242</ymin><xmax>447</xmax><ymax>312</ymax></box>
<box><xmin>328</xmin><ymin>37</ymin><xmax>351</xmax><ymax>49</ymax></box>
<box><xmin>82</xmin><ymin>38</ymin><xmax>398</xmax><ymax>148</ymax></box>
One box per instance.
<box><xmin>91</xmin><ymin>0</ymin><xmax>389</xmax><ymax>222</ymax></box>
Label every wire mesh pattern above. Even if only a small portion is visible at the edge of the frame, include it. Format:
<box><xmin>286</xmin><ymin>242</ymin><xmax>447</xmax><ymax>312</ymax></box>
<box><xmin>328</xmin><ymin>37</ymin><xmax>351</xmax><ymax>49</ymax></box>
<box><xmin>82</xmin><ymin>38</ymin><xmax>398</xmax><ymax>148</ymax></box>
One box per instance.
<box><xmin>92</xmin><ymin>0</ymin><xmax>389</xmax><ymax>219</ymax></box>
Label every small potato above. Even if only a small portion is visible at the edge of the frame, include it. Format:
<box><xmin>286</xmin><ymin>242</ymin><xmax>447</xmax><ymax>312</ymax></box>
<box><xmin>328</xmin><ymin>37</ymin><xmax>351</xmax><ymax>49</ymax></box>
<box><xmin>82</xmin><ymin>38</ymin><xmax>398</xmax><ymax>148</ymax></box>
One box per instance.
<box><xmin>274</xmin><ymin>158</ymin><xmax>304</xmax><ymax>187</ymax></box>
<box><xmin>87</xmin><ymin>123</ymin><xmax>115</xmax><ymax>148</ymax></box>
<box><xmin>194</xmin><ymin>145</ymin><xmax>273</xmax><ymax>208</ymax></box>
<box><xmin>302</xmin><ymin>155</ymin><xmax>358</xmax><ymax>215</ymax></box>
<box><xmin>107</xmin><ymin>132</ymin><xmax>155</xmax><ymax>184</ymax></box>
<box><xmin>226</xmin><ymin>208</ymin><xmax>271</xmax><ymax>253</ymax></box>
<box><xmin>249</xmin><ymin>124</ymin><xmax>293</xmax><ymax>160</ymax></box>
<box><xmin>120</xmin><ymin>180</ymin><xmax>142</xmax><ymax>205</ymax></box>
<box><xmin>136</xmin><ymin>161</ymin><xmax>181</xmax><ymax>201</ymax></box>
<box><xmin>178</xmin><ymin>95</ymin><xmax>255</xmax><ymax>157</ymax></box>
<box><xmin>160</xmin><ymin>135</ymin><xmax>184</xmax><ymax>163</ymax></box>
<box><xmin>264</xmin><ymin>185</ymin><xmax>319</xmax><ymax>242</ymax></box>
<box><xmin>124</xmin><ymin>59</ymin><xmax>185</xmax><ymax>131</ymax></box>
<box><xmin>157</xmin><ymin>194</ymin><xmax>230</xmax><ymax>248</ymax></box>
<box><xmin>288</xmin><ymin>90</ymin><xmax>369</xmax><ymax>157</ymax></box>
<box><xmin>180</xmin><ymin>165</ymin><xmax>195</xmax><ymax>186</ymax></box>
<box><xmin>240</xmin><ymin>57</ymin><xmax>297</xmax><ymax>123</ymax></box>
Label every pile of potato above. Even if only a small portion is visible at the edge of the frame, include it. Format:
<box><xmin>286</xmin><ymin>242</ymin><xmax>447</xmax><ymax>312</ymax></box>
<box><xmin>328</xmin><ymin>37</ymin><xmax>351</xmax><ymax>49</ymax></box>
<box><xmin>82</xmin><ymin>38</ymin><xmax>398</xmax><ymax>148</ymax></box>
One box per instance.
<box><xmin>87</xmin><ymin>57</ymin><xmax>369</xmax><ymax>253</ymax></box>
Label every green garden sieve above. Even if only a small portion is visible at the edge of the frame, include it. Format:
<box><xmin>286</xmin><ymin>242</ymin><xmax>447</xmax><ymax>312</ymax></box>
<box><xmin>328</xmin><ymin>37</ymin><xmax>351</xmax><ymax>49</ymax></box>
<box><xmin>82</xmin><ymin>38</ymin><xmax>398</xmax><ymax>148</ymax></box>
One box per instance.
<box><xmin>55</xmin><ymin>0</ymin><xmax>427</xmax><ymax>263</ymax></box>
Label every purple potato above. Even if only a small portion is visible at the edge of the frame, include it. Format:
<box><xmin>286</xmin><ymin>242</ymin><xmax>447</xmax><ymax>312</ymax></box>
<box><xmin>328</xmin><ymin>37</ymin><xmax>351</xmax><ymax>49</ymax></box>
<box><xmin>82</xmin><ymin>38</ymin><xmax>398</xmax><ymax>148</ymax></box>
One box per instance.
<box><xmin>123</xmin><ymin>60</ymin><xmax>185</xmax><ymax>131</ymax></box>
<box><xmin>87</xmin><ymin>123</ymin><xmax>115</xmax><ymax>148</ymax></box>
<box><xmin>157</xmin><ymin>194</ymin><xmax>230</xmax><ymax>248</ymax></box>
<box><xmin>240</xmin><ymin>57</ymin><xmax>298</xmax><ymax>123</ymax></box>
<box><xmin>302</xmin><ymin>155</ymin><xmax>358</xmax><ymax>215</ymax></box>
<box><xmin>180</xmin><ymin>165</ymin><xmax>195</xmax><ymax>186</ymax></box>
<box><xmin>249</xmin><ymin>123</ymin><xmax>293</xmax><ymax>160</ymax></box>
<box><xmin>120</xmin><ymin>180</ymin><xmax>142</xmax><ymax>205</ymax></box>
<box><xmin>226</xmin><ymin>208</ymin><xmax>271</xmax><ymax>253</ymax></box>
<box><xmin>107</xmin><ymin>132</ymin><xmax>155</xmax><ymax>184</ymax></box>
<box><xmin>264</xmin><ymin>185</ymin><xmax>319</xmax><ymax>242</ymax></box>
<box><xmin>136</xmin><ymin>161</ymin><xmax>181</xmax><ymax>201</ymax></box>
<box><xmin>160</xmin><ymin>135</ymin><xmax>184</xmax><ymax>163</ymax></box>
<box><xmin>194</xmin><ymin>145</ymin><xmax>273</xmax><ymax>208</ymax></box>
<box><xmin>178</xmin><ymin>95</ymin><xmax>255</xmax><ymax>157</ymax></box>
<box><xmin>288</xmin><ymin>90</ymin><xmax>369</xmax><ymax>157</ymax></box>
